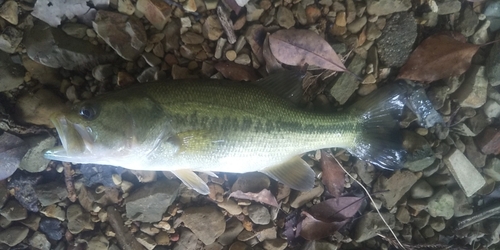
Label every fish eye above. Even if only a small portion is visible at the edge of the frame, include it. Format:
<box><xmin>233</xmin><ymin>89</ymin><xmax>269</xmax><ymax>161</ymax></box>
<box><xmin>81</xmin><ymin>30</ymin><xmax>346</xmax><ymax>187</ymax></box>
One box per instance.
<box><xmin>79</xmin><ymin>104</ymin><xmax>98</xmax><ymax>120</ymax></box>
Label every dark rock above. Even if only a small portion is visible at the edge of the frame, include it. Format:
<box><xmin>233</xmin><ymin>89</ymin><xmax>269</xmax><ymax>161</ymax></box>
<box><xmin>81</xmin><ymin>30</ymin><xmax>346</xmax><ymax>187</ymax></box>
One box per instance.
<box><xmin>475</xmin><ymin>126</ymin><xmax>500</xmax><ymax>155</ymax></box>
<box><xmin>7</xmin><ymin>172</ymin><xmax>42</xmax><ymax>212</ymax></box>
<box><xmin>107</xmin><ymin>206</ymin><xmax>145</xmax><ymax>250</ymax></box>
<box><xmin>22</xmin><ymin>55</ymin><xmax>61</xmax><ymax>86</ymax></box>
<box><xmin>217</xmin><ymin>217</ymin><xmax>243</xmax><ymax>246</ymax></box>
<box><xmin>80</xmin><ymin>164</ymin><xmax>126</xmax><ymax>187</ymax></box>
<box><xmin>125</xmin><ymin>180</ymin><xmax>180</xmax><ymax>222</ymax></box>
<box><xmin>353</xmin><ymin>212</ymin><xmax>395</xmax><ymax>242</ymax></box>
<box><xmin>92</xmin><ymin>10</ymin><xmax>147</xmax><ymax>61</ymax></box>
<box><xmin>173</xmin><ymin>228</ymin><xmax>202</xmax><ymax>250</ymax></box>
<box><xmin>0</xmin><ymin>26</ymin><xmax>23</xmax><ymax>53</ymax></box>
<box><xmin>457</xmin><ymin>6</ymin><xmax>479</xmax><ymax>37</ymax></box>
<box><xmin>486</xmin><ymin>34</ymin><xmax>500</xmax><ymax>86</ymax></box>
<box><xmin>34</xmin><ymin>181</ymin><xmax>68</xmax><ymax>206</ymax></box>
<box><xmin>39</xmin><ymin>218</ymin><xmax>64</xmax><ymax>240</ymax></box>
<box><xmin>0</xmin><ymin>133</ymin><xmax>28</xmax><ymax>181</ymax></box>
<box><xmin>0</xmin><ymin>226</ymin><xmax>29</xmax><ymax>246</ymax></box>
<box><xmin>463</xmin><ymin>136</ymin><xmax>486</xmax><ymax>168</ymax></box>
<box><xmin>231</xmin><ymin>172</ymin><xmax>270</xmax><ymax>193</ymax></box>
<box><xmin>180</xmin><ymin>205</ymin><xmax>226</xmax><ymax>245</ymax></box>
<box><xmin>0</xmin><ymin>51</ymin><xmax>25</xmax><ymax>91</ymax></box>
<box><xmin>329</xmin><ymin>54</ymin><xmax>366</xmax><ymax>104</ymax></box>
<box><xmin>0</xmin><ymin>199</ymin><xmax>27</xmax><ymax>221</ymax></box>
<box><xmin>376</xmin><ymin>12</ymin><xmax>417</xmax><ymax>67</ymax></box>
<box><xmin>25</xmin><ymin>22</ymin><xmax>116</xmax><ymax>70</ymax></box>
<box><xmin>19</xmin><ymin>135</ymin><xmax>56</xmax><ymax>173</ymax></box>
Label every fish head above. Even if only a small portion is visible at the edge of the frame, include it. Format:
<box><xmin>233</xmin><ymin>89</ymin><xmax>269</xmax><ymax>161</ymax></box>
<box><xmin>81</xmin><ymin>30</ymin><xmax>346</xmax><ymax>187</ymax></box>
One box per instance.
<box><xmin>44</xmin><ymin>93</ymin><xmax>170</xmax><ymax>166</ymax></box>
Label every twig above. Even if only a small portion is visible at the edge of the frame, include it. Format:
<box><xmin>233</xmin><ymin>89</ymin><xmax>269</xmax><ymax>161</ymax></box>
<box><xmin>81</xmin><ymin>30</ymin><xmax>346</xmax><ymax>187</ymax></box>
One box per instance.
<box><xmin>330</xmin><ymin>154</ymin><xmax>406</xmax><ymax>250</ymax></box>
<box><xmin>454</xmin><ymin>202</ymin><xmax>500</xmax><ymax>230</ymax></box>
<box><xmin>377</xmin><ymin>233</ymin><xmax>456</xmax><ymax>249</ymax></box>
<box><xmin>62</xmin><ymin>162</ymin><xmax>77</xmax><ymax>202</ymax></box>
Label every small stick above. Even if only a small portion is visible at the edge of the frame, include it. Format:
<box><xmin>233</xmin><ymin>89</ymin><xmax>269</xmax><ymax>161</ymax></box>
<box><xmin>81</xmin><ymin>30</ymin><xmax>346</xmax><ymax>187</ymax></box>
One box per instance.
<box><xmin>331</xmin><ymin>155</ymin><xmax>406</xmax><ymax>250</ymax></box>
<box><xmin>454</xmin><ymin>202</ymin><xmax>500</xmax><ymax>230</ymax></box>
<box><xmin>62</xmin><ymin>162</ymin><xmax>77</xmax><ymax>202</ymax></box>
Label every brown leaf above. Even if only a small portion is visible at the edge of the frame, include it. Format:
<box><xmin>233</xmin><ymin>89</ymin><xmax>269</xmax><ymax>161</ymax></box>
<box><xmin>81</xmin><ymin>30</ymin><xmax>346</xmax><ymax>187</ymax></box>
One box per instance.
<box><xmin>398</xmin><ymin>32</ymin><xmax>480</xmax><ymax>82</ymax></box>
<box><xmin>229</xmin><ymin>189</ymin><xmax>279</xmax><ymax>207</ymax></box>
<box><xmin>268</xmin><ymin>29</ymin><xmax>346</xmax><ymax>72</ymax></box>
<box><xmin>297</xmin><ymin>196</ymin><xmax>363</xmax><ymax>240</ymax></box>
<box><xmin>214</xmin><ymin>61</ymin><xmax>260</xmax><ymax>81</ymax></box>
<box><xmin>262</xmin><ymin>33</ymin><xmax>283</xmax><ymax>74</ymax></box>
<box><xmin>320</xmin><ymin>151</ymin><xmax>345</xmax><ymax>197</ymax></box>
<box><xmin>0</xmin><ymin>133</ymin><xmax>28</xmax><ymax>180</ymax></box>
<box><xmin>245</xmin><ymin>24</ymin><xmax>267</xmax><ymax>63</ymax></box>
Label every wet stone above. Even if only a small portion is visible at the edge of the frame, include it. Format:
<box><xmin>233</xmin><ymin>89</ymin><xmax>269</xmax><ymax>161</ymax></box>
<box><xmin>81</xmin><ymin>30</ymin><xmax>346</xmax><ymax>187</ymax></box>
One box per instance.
<box><xmin>410</xmin><ymin>179</ymin><xmax>433</xmax><ymax>199</ymax></box>
<box><xmin>218</xmin><ymin>217</ymin><xmax>244</xmax><ymax>246</ymax></box>
<box><xmin>136</xmin><ymin>0</ymin><xmax>172</xmax><ymax>30</ymax></box>
<box><xmin>436</xmin><ymin>0</ymin><xmax>461</xmax><ymax>15</ymax></box>
<box><xmin>248</xmin><ymin>204</ymin><xmax>271</xmax><ymax>225</ymax></box>
<box><xmin>426</xmin><ymin>187</ymin><xmax>454</xmax><ymax>219</ymax></box>
<box><xmin>217</xmin><ymin>198</ymin><xmax>242</xmax><ymax>215</ymax></box>
<box><xmin>125</xmin><ymin>180</ymin><xmax>180</xmax><ymax>222</ymax></box>
<box><xmin>413</xmin><ymin>211</ymin><xmax>430</xmax><ymax>229</ymax></box>
<box><xmin>0</xmin><ymin>226</ymin><xmax>28</xmax><ymax>247</ymax></box>
<box><xmin>0</xmin><ymin>51</ymin><xmax>24</xmax><ymax>92</ymax></box>
<box><xmin>173</xmin><ymin>228</ymin><xmax>202</xmax><ymax>250</ymax></box>
<box><xmin>366</xmin><ymin>0</ymin><xmax>411</xmax><ymax>16</ymax></box>
<box><xmin>457</xmin><ymin>6</ymin><xmax>479</xmax><ymax>37</ymax></box>
<box><xmin>41</xmin><ymin>204</ymin><xmax>66</xmax><ymax>221</ymax></box>
<box><xmin>19</xmin><ymin>135</ymin><xmax>55</xmax><ymax>173</ymax></box>
<box><xmin>39</xmin><ymin>218</ymin><xmax>64</xmax><ymax>240</ymax></box>
<box><xmin>92</xmin><ymin>64</ymin><xmax>114</xmax><ymax>82</ymax></box>
<box><xmin>329</xmin><ymin>54</ymin><xmax>366</xmax><ymax>104</ymax></box>
<box><xmin>80</xmin><ymin>164</ymin><xmax>126</xmax><ymax>187</ymax></box>
<box><xmin>180</xmin><ymin>205</ymin><xmax>225</xmax><ymax>245</ymax></box>
<box><xmin>7</xmin><ymin>172</ymin><xmax>41</xmax><ymax>212</ymax></box>
<box><xmin>0</xmin><ymin>199</ymin><xmax>27</xmax><ymax>221</ymax></box>
<box><xmin>444</xmin><ymin>148</ymin><xmax>485</xmax><ymax>197</ymax></box>
<box><xmin>453</xmin><ymin>65</ymin><xmax>488</xmax><ymax>108</ymax></box>
<box><xmin>67</xmin><ymin>204</ymin><xmax>94</xmax><ymax>234</ymax></box>
<box><xmin>429</xmin><ymin>217</ymin><xmax>446</xmax><ymax>232</ymax></box>
<box><xmin>231</xmin><ymin>172</ymin><xmax>270</xmax><ymax>193</ymax></box>
<box><xmin>0</xmin><ymin>26</ymin><xmax>22</xmax><ymax>53</ymax></box>
<box><xmin>277</xmin><ymin>6</ymin><xmax>295</xmax><ymax>29</ymax></box>
<box><xmin>485</xmin><ymin>157</ymin><xmax>500</xmax><ymax>181</ymax></box>
<box><xmin>451</xmin><ymin>187</ymin><xmax>473</xmax><ymax>217</ymax></box>
<box><xmin>14</xmin><ymin>89</ymin><xmax>65</xmax><ymax>128</ymax></box>
<box><xmin>93</xmin><ymin>10</ymin><xmax>147</xmax><ymax>61</ymax></box>
<box><xmin>0</xmin><ymin>1</ymin><xmax>18</xmax><ymax>25</ymax></box>
<box><xmin>376</xmin><ymin>12</ymin><xmax>417</xmax><ymax>67</ymax></box>
<box><xmin>20</xmin><ymin>213</ymin><xmax>41</xmax><ymax>231</ymax></box>
<box><xmin>373</xmin><ymin>170</ymin><xmax>420</xmax><ymax>209</ymax></box>
<box><xmin>29</xmin><ymin>232</ymin><xmax>51</xmax><ymax>250</ymax></box>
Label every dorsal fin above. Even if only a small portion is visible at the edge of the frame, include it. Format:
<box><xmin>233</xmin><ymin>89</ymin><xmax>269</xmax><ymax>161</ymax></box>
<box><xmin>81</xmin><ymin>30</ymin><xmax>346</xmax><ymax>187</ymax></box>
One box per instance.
<box><xmin>252</xmin><ymin>70</ymin><xmax>305</xmax><ymax>105</ymax></box>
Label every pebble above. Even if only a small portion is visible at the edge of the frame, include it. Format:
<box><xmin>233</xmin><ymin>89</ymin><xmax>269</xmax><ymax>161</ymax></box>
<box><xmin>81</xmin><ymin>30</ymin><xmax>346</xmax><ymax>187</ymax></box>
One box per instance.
<box><xmin>217</xmin><ymin>198</ymin><xmax>243</xmax><ymax>215</ymax></box>
<box><xmin>181</xmin><ymin>31</ymin><xmax>205</xmax><ymax>45</ymax></box>
<box><xmin>329</xmin><ymin>54</ymin><xmax>366</xmax><ymax>104</ymax></box>
<box><xmin>226</xmin><ymin>50</ymin><xmax>237</xmax><ymax>61</ymax></box>
<box><xmin>486</xmin><ymin>34</ymin><xmax>500</xmax><ymax>86</ymax></box>
<box><xmin>451</xmin><ymin>187</ymin><xmax>473</xmax><ymax>217</ymax></box>
<box><xmin>0</xmin><ymin>26</ymin><xmax>23</xmax><ymax>53</ymax></box>
<box><xmin>93</xmin><ymin>10</ymin><xmax>147</xmax><ymax>61</ymax></box>
<box><xmin>410</xmin><ymin>179</ymin><xmax>434</xmax><ymax>199</ymax></box>
<box><xmin>277</xmin><ymin>6</ymin><xmax>295</xmax><ymax>29</ymax></box>
<box><xmin>41</xmin><ymin>204</ymin><xmax>66</xmax><ymax>221</ymax></box>
<box><xmin>429</xmin><ymin>217</ymin><xmax>446</xmax><ymax>232</ymax></box>
<box><xmin>118</xmin><ymin>0</ymin><xmax>135</xmax><ymax>15</ymax></box>
<box><xmin>39</xmin><ymin>218</ymin><xmax>64</xmax><ymax>240</ymax></box>
<box><xmin>0</xmin><ymin>226</ymin><xmax>29</xmax><ymax>246</ymax></box>
<box><xmin>125</xmin><ymin>180</ymin><xmax>180</xmax><ymax>222</ymax></box>
<box><xmin>231</xmin><ymin>172</ymin><xmax>270</xmax><ymax>193</ymax></box>
<box><xmin>29</xmin><ymin>232</ymin><xmax>51</xmax><ymax>250</ymax></box>
<box><xmin>366</xmin><ymin>0</ymin><xmax>411</xmax><ymax>16</ymax></box>
<box><xmin>262</xmin><ymin>238</ymin><xmax>287</xmax><ymax>250</ymax></box>
<box><xmin>235</xmin><ymin>54</ymin><xmax>251</xmax><ymax>65</ymax></box>
<box><xmin>136</xmin><ymin>232</ymin><xmax>157</xmax><ymax>250</ymax></box>
<box><xmin>376</xmin><ymin>12</ymin><xmax>417</xmax><ymax>67</ymax></box>
<box><xmin>92</xmin><ymin>64</ymin><xmax>114</xmax><ymax>82</ymax></box>
<box><xmin>373</xmin><ymin>170</ymin><xmax>420</xmax><ymax>209</ymax></box>
<box><xmin>471</xmin><ymin>19</ymin><xmax>491</xmax><ymax>45</ymax></box>
<box><xmin>180</xmin><ymin>205</ymin><xmax>226</xmax><ymax>245</ymax></box>
<box><xmin>203</xmin><ymin>15</ymin><xmax>224</xmax><ymax>41</ymax></box>
<box><xmin>0</xmin><ymin>0</ymin><xmax>18</xmax><ymax>25</ymax></box>
<box><xmin>413</xmin><ymin>211</ymin><xmax>430</xmax><ymax>229</ymax></box>
<box><xmin>218</xmin><ymin>217</ymin><xmax>244</xmax><ymax>246</ymax></box>
<box><xmin>435</xmin><ymin>0</ymin><xmax>461</xmax><ymax>15</ymax></box>
<box><xmin>484</xmin><ymin>157</ymin><xmax>500</xmax><ymax>181</ymax></box>
<box><xmin>155</xmin><ymin>231</ymin><xmax>171</xmax><ymax>245</ymax></box>
<box><xmin>347</xmin><ymin>16</ymin><xmax>367</xmax><ymax>34</ymax></box>
<box><xmin>248</xmin><ymin>204</ymin><xmax>271</xmax><ymax>225</ymax></box>
<box><xmin>454</xmin><ymin>65</ymin><xmax>488</xmax><ymax>108</ymax></box>
<box><xmin>20</xmin><ymin>213</ymin><xmax>40</xmax><ymax>231</ymax></box>
<box><xmin>0</xmin><ymin>51</ymin><xmax>25</xmax><ymax>91</ymax></box>
<box><xmin>173</xmin><ymin>228</ymin><xmax>202</xmax><ymax>250</ymax></box>
<box><xmin>426</xmin><ymin>187</ymin><xmax>454</xmax><ymax>219</ymax></box>
<box><xmin>62</xmin><ymin>23</ymin><xmax>88</xmax><ymax>39</ymax></box>
<box><xmin>136</xmin><ymin>0</ymin><xmax>172</xmax><ymax>30</ymax></box>
<box><xmin>289</xmin><ymin>182</ymin><xmax>324</xmax><ymax>208</ymax></box>
<box><xmin>305</xmin><ymin>5</ymin><xmax>321</xmax><ymax>24</ymax></box>
<box><xmin>107</xmin><ymin>206</ymin><xmax>145</xmax><ymax>250</ymax></box>
<box><xmin>353</xmin><ymin>212</ymin><xmax>395</xmax><ymax>242</ymax></box>
<box><xmin>67</xmin><ymin>204</ymin><xmax>94</xmax><ymax>234</ymax></box>
<box><xmin>443</xmin><ymin>148</ymin><xmax>485</xmax><ymax>197</ymax></box>
<box><xmin>396</xmin><ymin>206</ymin><xmax>411</xmax><ymax>224</ymax></box>
<box><xmin>14</xmin><ymin>89</ymin><xmax>64</xmax><ymax>128</ymax></box>
<box><xmin>457</xmin><ymin>5</ymin><xmax>479</xmax><ymax>37</ymax></box>
<box><xmin>246</xmin><ymin>2</ymin><xmax>264</xmax><ymax>21</ymax></box>
<box><xmin>0</xmin><ymin>199</ymin><xmax>27</xmax><ymax>222</ymax></box>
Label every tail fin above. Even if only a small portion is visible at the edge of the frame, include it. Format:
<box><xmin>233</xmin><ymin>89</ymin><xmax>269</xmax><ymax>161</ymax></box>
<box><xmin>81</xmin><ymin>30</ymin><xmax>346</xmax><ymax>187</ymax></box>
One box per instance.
<box><xmin>346</xmin><ymin>82</ymin><xmax>410</xmax><ymax>170</ymax></box>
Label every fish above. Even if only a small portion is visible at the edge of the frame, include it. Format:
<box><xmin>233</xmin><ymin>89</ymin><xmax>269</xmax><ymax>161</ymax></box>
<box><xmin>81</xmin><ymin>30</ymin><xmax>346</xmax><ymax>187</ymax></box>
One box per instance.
<box><xmin>43</xmin><ymin>72</ymin><xmax>410</xmax><ymax>195</ymax></box>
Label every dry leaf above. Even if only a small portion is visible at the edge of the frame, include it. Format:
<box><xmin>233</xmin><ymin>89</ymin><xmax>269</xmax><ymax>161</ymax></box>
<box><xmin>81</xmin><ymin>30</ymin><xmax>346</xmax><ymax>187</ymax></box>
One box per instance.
<box><xmin>398</xmin><ymin>32</ymin><xmax>480</xmax><ymax>82</ymax></box>
<box><xmin>320</xmin><ymin>151</ymin><xmax>345</xmax><ymax>197</ymax></box>
<box><xmin>263</xmin><ymin>33</ymin><xmax>283</xmax><ymax>74</ymax></box>
<box><xmin>0</xmin><ymin>133</ymin><xmax>28</xmax><ymax>180</ymax></box>
<box><xmin>268</xmin><ymin>29</ymin><xmax>346</xmax><ymax>72</ymax></box>
<box><xmin>297</xmin><ymin>196</ymin><xmax>363</xmax><ymax>240</ymax></box>
<box><xmin>214</xmin><ymin>61</ymin><xmax>260</xmax><ymax>81</ymax></box>
<box><xmin>229</xmin><ymin>189</ymin><xmax>279</xmax><ymax>207</ymax></box>
<box><xmin>245</xmin><ymin>24</ymin><xmax>267</xmax><ymax>63</ymax></box>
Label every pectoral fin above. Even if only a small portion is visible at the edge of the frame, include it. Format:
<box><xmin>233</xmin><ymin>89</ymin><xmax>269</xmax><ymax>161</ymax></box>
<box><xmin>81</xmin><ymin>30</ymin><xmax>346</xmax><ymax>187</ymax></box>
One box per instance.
<box><xmin>260</xmin><ymin>156</ymin><xmax>315</xmax><ymax>191</ymax></box>
<box><xmin>173</xmin><ymin>130</ymin><xmax>222</xmax><ymax>155</ymax></box>
<box><xmin>171</xmin><ymin>169</ymin><xmax>210</xmax><ymax>195</ymax></box>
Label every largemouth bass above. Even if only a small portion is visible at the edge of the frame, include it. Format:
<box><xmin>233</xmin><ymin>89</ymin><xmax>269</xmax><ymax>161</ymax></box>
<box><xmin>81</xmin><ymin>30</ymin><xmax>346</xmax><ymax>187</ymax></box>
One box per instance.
<box><xmin>44</xmin><ymin>73</ymin><xmax>408</xmax><ymax>194</ymax></box>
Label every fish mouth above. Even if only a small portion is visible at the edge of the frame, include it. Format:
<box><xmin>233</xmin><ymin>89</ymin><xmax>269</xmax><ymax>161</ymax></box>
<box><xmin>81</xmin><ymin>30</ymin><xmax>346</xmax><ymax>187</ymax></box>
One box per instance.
<box><xmin>43</xmin><ymin>113</ymin><xmax>95</xmax><ymax>162</ymax></box>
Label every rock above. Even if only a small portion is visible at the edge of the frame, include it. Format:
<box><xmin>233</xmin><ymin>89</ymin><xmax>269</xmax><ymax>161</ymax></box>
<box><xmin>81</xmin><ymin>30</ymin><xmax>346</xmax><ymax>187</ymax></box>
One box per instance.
<box><xmin>29</xmin><ymin>232</ymin><xmax>51</xmax><ymax>250</ymax></box>
<box><xmin>255</xmin><ymin>225</ymin><xmax>277</xmax><ymax>241</ymax></box>
<box><xmin>87</xmin><ymin>234</ymin><xmax>109</xmax><ymax>250</ymax></box>
<box><xmin>0</xmin><ymin>183</ymin><xmax>8</xmax><ymax>209</ymax></box>
<box><xmin>246</xmin><ymin>2</ymin><xmax>264</xmax><ymax>21</ymax></box>
<box><xmin>426</xmin><ymin>187</ymin><xmax>454</xmax><ymax>219</ymax></box>
<box><xmin>410</xmin><ymin>179</ymin><xmax>433</xmax><ymax>199</ymax></box>
<box><xmin>289</xmin><ymin>182</ymin><xmax>324</xmax><ymax>208</ymax></box>
<box><xmin>263</xmin><ymin>238</ymin><xmax>287</xmax><ymax>250</ymax></box>
<box><xmin>0</xmin><ymin>199</ymin><xmax>27</xmax><ymax>221</ymax></box>
<box><xmin>155</xmin><ymin>231</ymin><xmax>170</xmax><ymax>245</ymax></box>
<box><xmin>22</xmin><ymin>56</ymin><xmax>61</xmax><ymax>85</ymax></box>
<box><xmin>14</xmin><ymin>89</ymin><xmax>64</xmax><ymax>128</ymax></box>
<box><xmin>93</xmin><ymin>10</ymin><xmax>147</xmax><ymax>61</ymax></box>
<box><xmin>7</xmin><ymin>172</ymin><xmax>41</xmax><ymax>212</ymax></box>
<box><xmin>353</xmin><ymin>212</ymin><xmax>395</xmax><ymax>242</ymax></box>
<box><xmin>217</xmin><ymin>198</ymin><xmax>242</xmax><ymax>215</ymax></box>
<box><xmin>180</xmin><ymin>206</ymin><xmax>225</xmax><ymax>245</ymax></box>
<box><xmin>373</xmin><ymin>170</ymin><xmax>420</xmax><ymax>209</ymax></box>
<box><xmin>107</xmin><ymin>206</ymin><xmax>145</xmax><ymax>250</ymax></box>
<box><xmin>463</xmin><ymin>136</ymin><xmax>486</xmax><ymax>168</ymax></box>
<box><xmin>443</xmin><ymin>148</ymin><xmax>485</xmax><ymax>197</ymax></box>
<box><xmin>0</xmin><ymin>226</ymin><xmax>28</xmax><ymax>246</ymax></box>
<box><xmin>62</xmin><ymin>23</ymin><xmax>88</xmax><ymax>38</ymax></box>
<box><xmin>118</xmin><ymin>0</ymin><xmax>136</xmax><ymax>15</ymax></box>
<box><xmin>396</xmin><ymin>206</ymin><xmax>411</xmax><ymax>224</ymax></box>
<box><xmin>125</xmin><ymin>180</ymin><xmax>180</xmax><ymax>222</ymax></box>
<box><xmin>173</xmin><ymin>228</ymin><xmax>202</xmax><ymax>250</ymax></box>
<box><xmin>203</xmin><ymin>15</ymin><xmax>224</xmax><ymax>41</ymax></box>
<box><xmin>486</xmin><ymin>34</ymin><xmax>500</xmax><ymax>86</ymax></box>
<box><xmin>301</xmin><ymin>241</ymin><xmax>339</xmax><ymax>250</ymax></box>
<box><xmin>136</xmin><ymin>232</ymin><xmax>157</xmax><ymax>250</ymax></box>
<box><xmin>231</xmin><ymin>172</ymin><xmax>270</xmax><ymax>193</ymax></box>
<box><xmin>131</xmin><ymin>169</ymin><xmax>157</xmax><ymax>183</ymax></box>
<box><xmin>248</xmin><ymin>204</ymin><xmax>271</xmax><ymax>225</ymax></box>
<box><xmin>305</xmin><ymin>5</ymin><xmax>321</xmax><ymax>24</ymax></box>
<box><xmin>413</xmin><ymin>211</ymin><xmax>430</xmax><ymax>229</ymax></box>
<box><xmin>457</xmin><ymin>6</ymin><xmax>479</xmax><ymax>37</ymax></box>
<box><xmin>451</xmin><ymin>187</ymin><xmax>472</xmax><ymax>217</ymax></box>
<box><xmin>18</xmin><ymin>135</ymin><xmax>55</xmax><ymax>173</ymax></box>
<box><xmin>0</xmin><ymin>51</ymin><xmax>24</xmax><ymax>92</ymax></box>
<box><xmin>67</xmin><ymin>204</ymin><xmax>94</xmax><ymax>234</ymax></box>
<box><xmin>471</xmin><ymin>19</ymin><xmax>491</xmax><ymax>45</ymax></box>
<box><xmin>453</xmin><ymin>66</ymin><xmax>488</xmax><ymax>108</ymax></box>
<box><xmin>25</xmin><ymin>22</ymin><xmax>115</xmax><ymax>70</ymax></box>
<box><xmin>136</xmin><ymin>0</ymin><xmax>172</xmax><ymax>30</ymax></box>
<box><xmin>80</xmin><ymin>164</ymin><xmax>126</xmax><ymax>187</ymax></box>
<box><xmin>485</xmin><ymin>157</ymin><xmax>500</xmax><ymax>181</ymax></box>
<box><xmin>476</xmin><ymin>126</ymin><xmax>500</xmax><ymax>155</ymax></box>
<box><xmin>92</xmin><ymin>64</ymin><xmax>114</xmax><ymax>81</ymax></box>
<box><xmin>0</xmin><ymin>26</ymin><xmax>22</xmax><ymax>53</ymax></box>
<box><xmin>376</xmin><ymin>12</ymin><xmax>417</xmax><ymax>67</ymax></box>
<box><xmin>436</xmin><ymin>0</ymin><xmax>461</xmax><ymax>14</ymax></box>
<box><xmin>429</xmin><ymin>217</ymin><xmax>446</xmax><ymax>232</ymax></box>
<box><xmin>20</xmin><ymin>213</ymin><xmax>40</xmax><ymax>231</ymax></box>
<box><xmin>353</xmin><ymin>160</ymin><xmax>375</xmax><ymax>186</ymax></box>
<box><xmin>484</xmin><ymin>100</ymin><xmax>500</xmax><ymax>118</ymax></box>
<box><xmin>277</xmin><ymin>6</ymin><xmax>295</xmax><ymax>29</ymax></box>
<box><xmin>41</xmin><ymin>204</ymin><xmax>65</xmax><ymax>221</ymax></box>
<box><xmin>0</xmin><ymin>1</ymin><xmax>18</xmax><ymax>25</ymax></box>
<box><xmin>347</xmin><ymin>16</ymin><xmax>367</xmax><ymax>34</ymax></box>
<box><xmin>329</xmin><ymin>54</ymin><xmax>366</xmax><ymax>104</ymax></box>
<box><xmin>171</xmin><ymin>65</ymin><xmax>191</xmax><ymax>80</ymax></box>
<box><xmin>39</xmin><ymin>218</ymin><xmax>64</xmax><ymax>240</ymax></box>
<box><xmin>218</xmin><ymin>217</ymin><xmax>244</xmax><ymax>246</ymax></box>
<box><xmin>181</xmin><ymin>31</ymin><xmax>205</xmax><ymax>45</ymax></box>
<box><xmin>366</xmin><ymin>0</ymin><xmax>411</xmax><ymax>16</ymax></box>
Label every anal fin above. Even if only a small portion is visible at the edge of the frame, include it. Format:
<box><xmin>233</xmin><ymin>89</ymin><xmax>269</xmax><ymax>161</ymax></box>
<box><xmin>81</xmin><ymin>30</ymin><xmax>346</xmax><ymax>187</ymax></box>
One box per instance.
<box><xmin>260</xmin><ymin>156</ymin><xmax>315</xmax><ymax>191</ymax></box>
<box><xmin>171</xmin><ymin>169</ymin><xmax>209</xmax><ymax>195</ymax></box>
